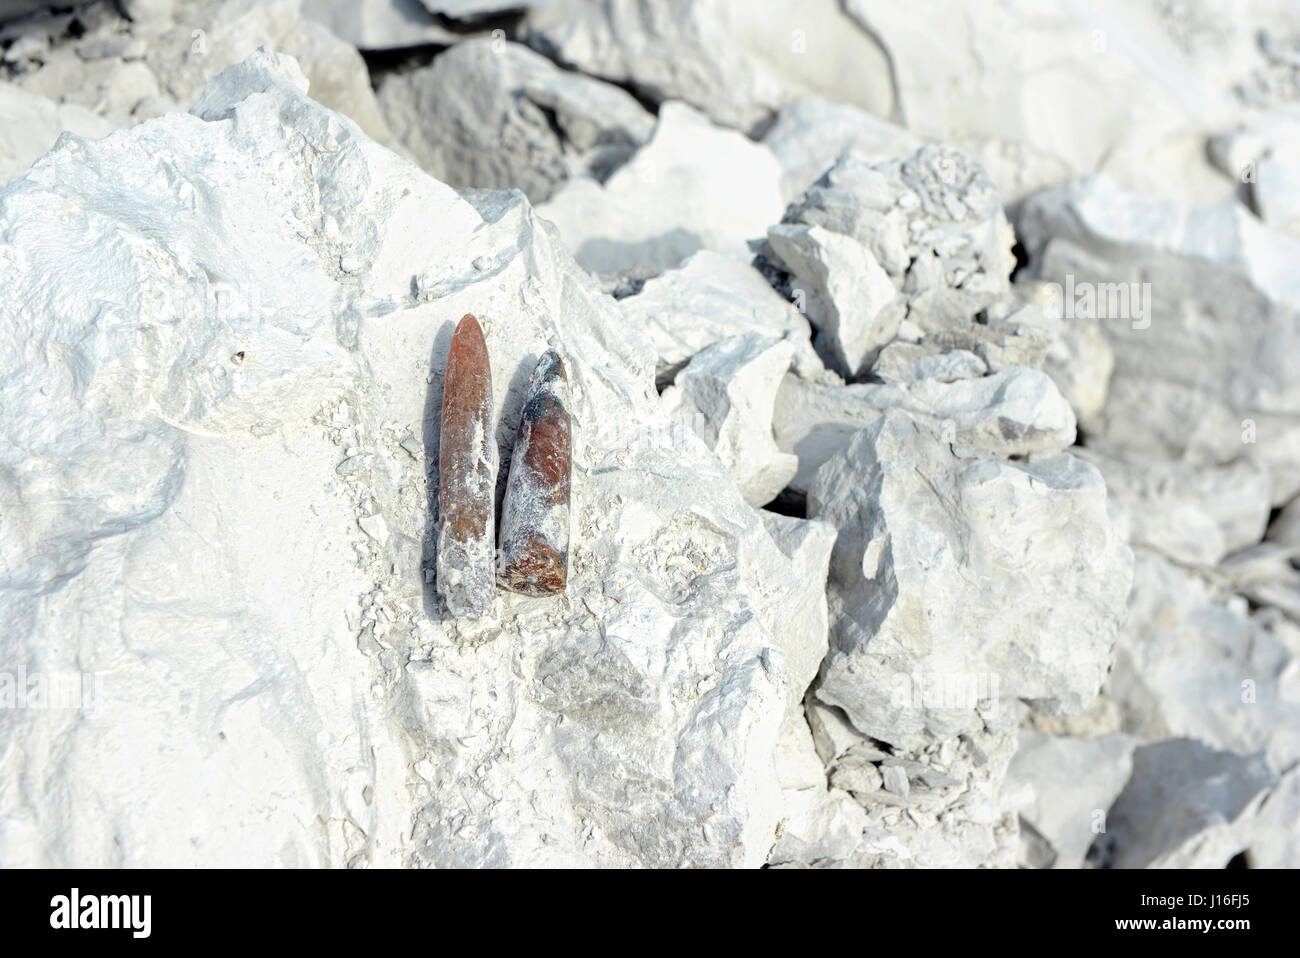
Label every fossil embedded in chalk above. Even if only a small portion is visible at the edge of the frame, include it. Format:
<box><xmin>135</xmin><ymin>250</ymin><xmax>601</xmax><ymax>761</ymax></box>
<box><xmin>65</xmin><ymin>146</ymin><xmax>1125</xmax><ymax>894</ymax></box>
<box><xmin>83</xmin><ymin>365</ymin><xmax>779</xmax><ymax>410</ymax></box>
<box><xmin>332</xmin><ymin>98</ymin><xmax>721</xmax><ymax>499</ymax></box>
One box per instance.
<box><xmin>436</xmin><ymin>313</ymin><xmax>497</xmax><ymax>618</ymax></box>
<box><xmin>497</xmin><ymin>350</ymin><xmax>571</xmax><ymax>596</ymax></box>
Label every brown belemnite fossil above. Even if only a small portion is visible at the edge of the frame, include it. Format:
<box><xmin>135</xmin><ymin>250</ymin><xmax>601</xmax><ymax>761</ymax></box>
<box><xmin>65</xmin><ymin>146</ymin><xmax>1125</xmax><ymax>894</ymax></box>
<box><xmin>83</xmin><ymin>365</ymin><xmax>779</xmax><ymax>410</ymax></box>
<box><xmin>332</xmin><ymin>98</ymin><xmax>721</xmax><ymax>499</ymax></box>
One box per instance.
<box><xmin>497</xmin><ymin>350</ymin><xmax>571</xmax><ymax>596</ymax></box>
<box><xmin>436</xmin><ymin>313</ymin><xmax>497</xmax><ymax>618</ymax></box>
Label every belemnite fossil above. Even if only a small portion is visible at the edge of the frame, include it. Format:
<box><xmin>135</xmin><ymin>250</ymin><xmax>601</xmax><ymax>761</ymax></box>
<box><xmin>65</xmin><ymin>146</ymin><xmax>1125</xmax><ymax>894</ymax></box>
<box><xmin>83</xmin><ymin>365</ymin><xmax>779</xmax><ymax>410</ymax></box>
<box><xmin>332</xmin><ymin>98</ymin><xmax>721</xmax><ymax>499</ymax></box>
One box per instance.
<box><xmin>436</xmin><ymin>318</ymin><xmax>571</xmax><ymax>617</ymax></box>
<box><xmin>497</xmin><ymin>350</ymin><xmax>571</xmax><ymax>596</ymax></box>
<box><xmin>436</xmin><ymin>313</ymin><xmax>497</xmax><ymax>618</ymax></box>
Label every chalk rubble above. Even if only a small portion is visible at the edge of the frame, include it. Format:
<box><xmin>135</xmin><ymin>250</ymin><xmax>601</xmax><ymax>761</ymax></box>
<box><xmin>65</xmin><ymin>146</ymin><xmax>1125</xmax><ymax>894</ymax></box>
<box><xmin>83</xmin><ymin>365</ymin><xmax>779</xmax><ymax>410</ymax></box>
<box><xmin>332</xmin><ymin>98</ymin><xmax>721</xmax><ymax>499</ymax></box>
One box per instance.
<box><xmin>6</xmin><ymin>0</ymin><xmax>393</xmax><ymax>145</ymax></box>
<box><xmin>614</xmin><ymin>249</ymin><xmax>824</xmax><ymax>384</ymax></box>
<box><xmin>762</xmin><ymin>146</ymin><xmax>1016</xmax><ymax>378</ymax></box>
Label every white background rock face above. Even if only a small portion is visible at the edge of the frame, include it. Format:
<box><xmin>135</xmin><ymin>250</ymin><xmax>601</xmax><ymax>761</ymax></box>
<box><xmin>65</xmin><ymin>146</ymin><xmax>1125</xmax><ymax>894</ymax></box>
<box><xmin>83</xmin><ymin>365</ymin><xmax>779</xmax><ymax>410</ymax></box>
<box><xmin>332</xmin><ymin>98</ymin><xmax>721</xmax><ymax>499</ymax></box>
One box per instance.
<box><xmin>1018</xmin><ymin>174</ymin><xmax>1300</xmax><ymax>505</ymax></box>
<box><xmin>522</xmin><ymin>0</ymin><xmax>895</xmax><ymax>132</ymax></box>
<box><xmin>844</xmin><ymin>0</ymin><xmax>1300</xmax><ymax>204</ymax></box>
<box><xmin>808</xmin><ymin>410</ymin><xmax>1133</xmax><ymax>751</ymax></box>
<box><xmin>0</xmin><ymin>49</ymin><xmax>832</xmax><ymax>868</ymax></box>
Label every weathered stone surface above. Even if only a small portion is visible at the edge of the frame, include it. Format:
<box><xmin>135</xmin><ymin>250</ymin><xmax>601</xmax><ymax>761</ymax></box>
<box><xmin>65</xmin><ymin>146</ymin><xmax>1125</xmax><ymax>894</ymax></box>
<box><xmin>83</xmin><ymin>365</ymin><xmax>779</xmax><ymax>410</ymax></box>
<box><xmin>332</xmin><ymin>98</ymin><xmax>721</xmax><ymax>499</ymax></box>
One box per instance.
<box><xmin>1076</xmin><ymin>449</ymin><xmax>1272</xmax><ymax>567</ymax></box>
<box><xmin>774</xmin><ymin>366</ymin><xmax>1076</xmax><ymax>493</ymax></box>
<box><xmin>761</xmin><ymin>95</ymin><xmax>919</xmax><ymax>203</ymax></box>
<box><xmin>537</xmin><ymin>101</ymin><xmax>784</xmax><ymax>282</ymax></box>
<box><xmin>378</xmin><ymin>39</ymin><xmax>654</xmax><ymax>204</ymax></box>
<box><xmin>1105</xmin><ymin>554</ymin><xmax>1300</xmax><ymax>770</ymax></box>
<box><xmin>0</xmin><ymin>48</ymin><xmax>818</xmax><ymax>868</ymax></box>
<box><xmin>522</xmin><ymin>0</ymin><xmax>895</xmax><ymax>132</ymax></box>
<box><xmin>762</xmin><ymin>146</ymin><xmax>1016</xmax><ymax>377</ymax></box>
<box><xmin>1018</xmin><ymin>174</ymin><xmax>1300</xmax><ymax>504</ymax></box>
<box><xmin>809</xmin><ymin>410</ymin><xmax>1132</xmax><ymax>749</ymax></box>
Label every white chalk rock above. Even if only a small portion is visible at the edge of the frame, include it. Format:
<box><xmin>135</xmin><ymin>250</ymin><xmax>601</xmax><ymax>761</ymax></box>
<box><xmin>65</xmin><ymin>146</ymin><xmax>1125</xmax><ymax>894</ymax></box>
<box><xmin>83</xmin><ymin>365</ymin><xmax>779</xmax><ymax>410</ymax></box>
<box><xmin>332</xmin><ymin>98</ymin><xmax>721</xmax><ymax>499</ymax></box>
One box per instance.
<box><xmin>1253</xmin><ymin>157</ymin><xmax>1300</xmax><ymax>236</ymax></box>
<box><xmin>1093</xmin><ymin>738</ymin><xmax>1275</xmax><ymax>869</ymax></box>
<box><xmin>1076</xmin><ymin>449</ymin><xmax>1272</xmax><ymax>567</ymax></box>
<box><xmin>763</xmin><ymin>146</ymin><xmax>1016</xmax><ymax>377</ymax></box>
<box><xmin>762</xmin><ymin>96</ymin><xmax>920</xmax><ymax>203</ymax></box>
<box><xmin>766</xmin><ymin>711</ymin><xmax>870</xmax><ymax>868</ymax></box>
<box><xmin>844</xmin><ymin>0</ymin><xmax>1258</xmax><ymax>204</ymax></box>
<box><xmin>871</xmin><ymin>347</ymin><xmax>985</xmax><ymax>385</ymax></box>
<box><xmin>760</xmin><ymin>512</ymin><xmax>836</xmax><ymax>711</ymax></box>
<box><xmin>809</xmin><ymin>410</ymin><xmax>1132</xmax><ymax>749</ymax></box>
<box><xmin>661</xmin><ymin>335</ymin><xmax>798</xmax><ymax>507</ymax></box>
<box><xmin>1005</xmin><ymin>731</ymin><xmax>1136</xmax><ymax>869</ymax></box>
<box><xmin>537</xmin><ymin>101</ymin><xmax>784</xmax><ymax>282</ymax></box>
<box><xmin>766</xmin><ymin>222</ymin><xmax>902</xmax><ymax>378</ymax></box>
<box><xmin>774</xmin><ymin>365</ymin><xmax>1077</xmax><ymax>493</ymax></box>
<box><xmin>1247</xmin><ymin>765</ymin><xmax>1300</xmax><ymax>868</ymax></box>
<box><xmin>378</xmin><ymin>39</ymin><xmax>654</xmax><ymax>204</ymax></box>
<box><xmin>8</xmin><ymin>0</ymin><xmax>394</xmax><ymax>145</ymax></box>
<box><xmin>0</xmin><ymin>82</ymin><xmax>113</xmax><ymax>186</ymax></box>
<box><xmin>0</xmin><ymin>48</ymin><xmax>819</xmax><ymax>868</ymax></box>
<box><xmin>1105</xmin><ymin>554</ymin><xmax>1300</xmax><ymax>770</ymax></box>
<box><xmin>1018</xmin><ymin>174</ymin><xmax>1300</xmax><ymax>505</ymax></box>
<box><xmin>615</xmin><ymin>249</ymin><xmax>823</xmax><ymax>383</ymax></box>
<box><xmin>521</xmin><ymin>0</ymin><xmax>894</xmax><ymax>132</ymax></box>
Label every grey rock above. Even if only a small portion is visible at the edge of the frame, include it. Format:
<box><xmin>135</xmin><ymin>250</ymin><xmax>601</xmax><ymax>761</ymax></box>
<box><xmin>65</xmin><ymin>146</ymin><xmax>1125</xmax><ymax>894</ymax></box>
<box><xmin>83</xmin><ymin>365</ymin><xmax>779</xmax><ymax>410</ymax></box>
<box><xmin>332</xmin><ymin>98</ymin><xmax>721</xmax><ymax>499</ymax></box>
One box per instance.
<box><xmin>378</xmin><ymin>39</ymin><xmax>654</xmax><ymax>204</ymax></box>
<box><xmin>1092</xmin><ymin>738</ymin><xmax>1275</xmax><ymax>869</ymax></box>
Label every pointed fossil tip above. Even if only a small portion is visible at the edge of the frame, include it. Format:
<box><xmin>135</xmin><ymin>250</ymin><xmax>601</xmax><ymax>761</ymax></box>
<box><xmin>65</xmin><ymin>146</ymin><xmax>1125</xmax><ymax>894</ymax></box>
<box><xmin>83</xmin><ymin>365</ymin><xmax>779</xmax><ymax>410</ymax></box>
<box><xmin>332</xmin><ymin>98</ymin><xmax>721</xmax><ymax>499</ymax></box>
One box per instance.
<box><xmin>457</xmin><ymin>313</ymin><xmax>480</xmax><ymax>331</ymax></box>
<box><xmin>535</xmin><ymin>349</ymin><xmax>567</xmax><ymax>383</ymax></box>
